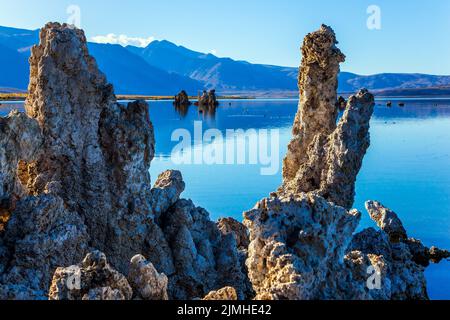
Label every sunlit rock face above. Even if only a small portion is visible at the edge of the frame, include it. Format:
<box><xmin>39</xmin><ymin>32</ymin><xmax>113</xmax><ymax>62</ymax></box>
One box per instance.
<box><xmin>244</xmin><ymin>25</ymin><xmax>448</xmax><ymax>301</ymax></box>
<box><xmin>280</xmin><ymin>25</ymin><xmax>374</xmax><ymax>210</ymax></box>
<box><xmin>0</xmin><ymin>22</ymin><xmax>447</xmax><ymax>301</ymax></box>
<box><xmin>0</xmin><ymin>23</ymin><xmax>246</xmax><ymax>300</ymax></box>
<box><xmin>282</xmin><ymin>24</ymin><xmax>346</xmax><ymax>193</ymax></box>
<box><xmin>349</xmin><ymin>201</ymin><xmax>450</xmax><ymax>300</ymax></box>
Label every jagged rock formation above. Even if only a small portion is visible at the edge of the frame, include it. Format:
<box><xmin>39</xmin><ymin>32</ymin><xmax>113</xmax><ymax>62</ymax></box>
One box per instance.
<box><xmin>280</xmin><ymin>25</ymin><xmax>373</xmax><ymax>210</ymax></box>
<box><xmin>174</xmin><ymin>90</ymin><xmax>191</xmax><ymax>107</ymax></box>
<box><xmin>0</xmin><ymin>23</ymin><xmax>246</xmax><ymax>300</ymax></box>
<box><xmin>244</xmin><ymin>194</ymin><xmax>364</xmax><ymax>300</ymax></box>
<box><xmin>203</xmin><ymin>287</ymin><xmax>238</xmax><ymax>300</ymax></box>
<box><xmin>0</xmin><ymin>22</ymin><xmax>448</xmax><ymax>301</ymax></box>
<box><xmin>49</xmin><ymin>251</ymin><xmax>133</xmax><ymax>300</ymax></box>
<box><xmin>365</xmin><ymin>201</ymin><xmax>408</xmax><ymax>243</ymax></box>
<box><xmin>282</xmin><ymin>25</ymin><xmax>345</xmax><ymax>192</ymax></box>
<box><xmin>173</xmin><ymin>90</ymin><xmax>191</xmax><ymax>118</ymax></box>
<box><xmin>217</xmin><ymin>218</ymin><xmax>254</xmax><ymax>299</ymax></box>
<box><xmin>160</xmin><ymin>199</ymin><xmax>247</xmax><ymax>300</ymax></box>
<box><xmin>243</xmin><ymin>24</ymin><xmax>449</xmax><ymax>300</ymax></box>
<box><xmin>127</xmin><ymin>255</ymin><xmax>168</xmax><ymax>300</ymax></box>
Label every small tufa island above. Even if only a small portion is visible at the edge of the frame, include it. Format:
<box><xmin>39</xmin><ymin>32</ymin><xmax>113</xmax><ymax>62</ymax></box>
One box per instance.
<box><xmin>0</xmin><ymin>23</ymin><xmax>448</xmax><ymax>301</ymax></box>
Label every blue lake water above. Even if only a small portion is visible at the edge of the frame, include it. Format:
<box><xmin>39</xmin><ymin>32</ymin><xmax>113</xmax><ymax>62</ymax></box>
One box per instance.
<box><xmin>1</xmin><ymin>98</ymin><xmax>449</xmax><ymax>299</ymax></box>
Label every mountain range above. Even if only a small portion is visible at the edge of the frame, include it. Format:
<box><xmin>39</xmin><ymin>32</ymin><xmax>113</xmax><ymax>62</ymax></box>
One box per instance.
<box><xmin>1</xmin><ymin>25</ymin><xmax>450</xmax><ymax>96</ymax></box>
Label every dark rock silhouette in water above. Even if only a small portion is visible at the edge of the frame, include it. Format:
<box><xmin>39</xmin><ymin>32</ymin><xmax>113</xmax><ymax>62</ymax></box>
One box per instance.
<box><xmin>196</xmin><ymin>89</ymin><xmax>219</xmax><ymax>107</ymax></box>
<box><xmin>243</xmin><ymin>25</ymin><xmax>449</xmax><ymax>300</ymax></box>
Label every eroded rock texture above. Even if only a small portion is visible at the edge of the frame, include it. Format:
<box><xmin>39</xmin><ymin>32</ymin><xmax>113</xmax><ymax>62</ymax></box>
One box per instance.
<box><xmin>243</xmin><ymin>25</ymin><xmax>448</xmax><ymax>301</ymax></box>
<box><xmin>281</xmin><ymin>25</ymin><xmax>374</xmax><ymax>210</ymax></box>
<box><xmin>174</xmin><ymin>90</ymin><xmax>191</xmax><ymax>107</ymax></box>
<box><xmin>128</xmin><ymin>255</ymin><xmax>169</xmax><ymax>300</ymax></box>
<box><xmin>49</xmin><ymin>251</ymin><xmax>133</xmax><ymax>301</ymax></box>
<box><xmin>0</xmin><ymin>23</ymin><xmax>246</xmax><ymax>300</ymax></box>
<box><xmin>244</xmin><ymin>193</ymin><xmax>364</xmax><ymax>300</ymax></box>
<box><xmin>203</xmin><ymin>287</ymin><xmax>238</xmax><ymax>301</ymax></box>
<box><xmin>197</xmin><ymin>90</ymin><xmax>219</xmax><ymax>107</ymax></box>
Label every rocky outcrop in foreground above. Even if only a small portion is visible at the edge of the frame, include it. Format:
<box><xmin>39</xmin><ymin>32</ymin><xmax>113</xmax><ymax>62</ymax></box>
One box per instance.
<box><xmin>243</xmin><ymin>25</ymin><xmax>448</xmax><ymax>300</ymax></box>
<box><xmin>0</xmin><ymin>23</ymin><xmax>447</xmax><ymax>301</ymax></box>
<box><xmin>196</xmin><ymin>90</ymin><xmax>219</xmax><ymax>107</ymax></box>
<box><xmin>0</xmin><ymin>23</ymin><xmax>246</xmax><ymax>300</ymax></box>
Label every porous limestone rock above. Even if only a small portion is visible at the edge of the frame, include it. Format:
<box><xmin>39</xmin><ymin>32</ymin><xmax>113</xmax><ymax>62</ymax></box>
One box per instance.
<box><xmin>174</xmin><ymin>90</ymin><xmax>192</xmax><ymax>107</ymax></box>
<box><xmin>49</xmin><ymin>251</ymin><xmax>132</xmax><ymax>301</ymax></box>
<box><xmin>0</xmin><ymin>110</ymin><xmax>43</xmax><ymax>198</ymax></box>
<box><xmin>349</xmin><ymin>201</ymin><xmax>450</xmax><ymax>300</ymax></box>
<box><xmin>0</xmin><ymin>195</ymin><xmax>89</xmax><ymax>300</ymax></box>
<box><xmin>282</xmin><ymin>24</ymin><xmax>345</xmax><ymax>188</ymax></box>
<box><xmin>21</xmin><ymin>22</ymin><xmax>162</xmax><ymax>274</ymax></box>
<box><xmin>244</xmin><ymin>24</ymin><xmax>448</xmax><ymax>301</ymax></box>
<box><xmin>217</xmin><ymin>217</ymin><xmax>250</xmax><ymax>250</ymax></box>
<box><xmin>217</xmin><ymin>217</ymin><xmax>255</xmax><ymax>299</ymax></box>
<box><xmin>203</xmin><ymin>287</ymin><xmax>238</xmax><ymax>301</ymax></box>
<box><xmin>150</xmin><ymin>170</ymin><xmax>186</xmax><ymax>221</ymax></box>
<box><xmin>2</xmin><ymin>21</ymin><xmax>447</xmax><ymax>302</ymax></box>
<box><xmin>280</xmin><ymin>25</ymin><xmax>374</xmax><ymax>210</ymax></box>
<box><xmin>244</xmin><ymin>193</ymin><xmax>362</xmax><ymax>300</ymax></box>
<box><xmin>197</xmin><ymin>90</ymin><xmax>219</xmax><ymax>107</ymax></box>
<box><xmin>0</xmin><ymin>22</ymin><xmax>247</xmax><ymax>301</ymax></box>
<box><xmin>244</xmin><ymin>25</ymin><xmax>375</xmax><ymax>300</ymax></box>
<box><xmin>160</xmin><ymin>199</ymin><xmax>247</xmax><ymax>300</ymax></box>
<box><xmin>128</xmin><ymin>254</ymin><xmax>168</xmax><ymax>300</ymax></box>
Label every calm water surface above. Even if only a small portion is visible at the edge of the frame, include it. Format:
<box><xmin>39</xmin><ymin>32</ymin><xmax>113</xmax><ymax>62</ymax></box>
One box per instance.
<box><xmin>1</xmin><ymin>98</ymin><xmax>449</xmax><ymax>299</ymax></box>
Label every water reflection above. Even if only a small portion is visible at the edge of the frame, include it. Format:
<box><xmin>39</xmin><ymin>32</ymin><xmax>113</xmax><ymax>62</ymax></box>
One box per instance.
<box><xmin>173</xmin><ymin>104</ymin><xmax>190</xmax><ymax>118</ymax></box>
<box><xmin>197</xmin><ymin>104</ymin><xmax>217</xmax><ymax>119</ymax></box>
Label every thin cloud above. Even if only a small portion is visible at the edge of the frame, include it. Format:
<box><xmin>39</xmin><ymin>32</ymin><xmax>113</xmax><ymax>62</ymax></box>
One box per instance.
<box><xmin>90</xmin><ymin>33</ymin><xmax>155</xmax><ymax>47</ymax></box>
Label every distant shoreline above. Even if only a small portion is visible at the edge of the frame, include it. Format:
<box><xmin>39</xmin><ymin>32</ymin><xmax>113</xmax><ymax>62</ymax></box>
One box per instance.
<box><xmin>2</xmin><ymin>92</ymin><xmax>450</xmax><ymax>102</ymax></box>
<box><xmin>0</xmin><ymin>93</ymin><xmax>256</xmax><ymax>102</ymax></box>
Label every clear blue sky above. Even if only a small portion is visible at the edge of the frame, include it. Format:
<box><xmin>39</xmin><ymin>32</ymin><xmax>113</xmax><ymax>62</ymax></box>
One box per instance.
<box><xmin>1</xmin><ymin>0</ymin><xmax>449</xmax><ymax>75</ymax></box>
